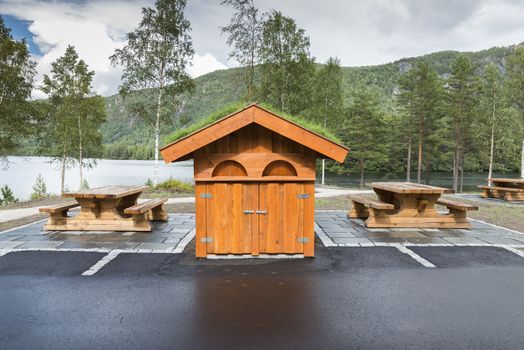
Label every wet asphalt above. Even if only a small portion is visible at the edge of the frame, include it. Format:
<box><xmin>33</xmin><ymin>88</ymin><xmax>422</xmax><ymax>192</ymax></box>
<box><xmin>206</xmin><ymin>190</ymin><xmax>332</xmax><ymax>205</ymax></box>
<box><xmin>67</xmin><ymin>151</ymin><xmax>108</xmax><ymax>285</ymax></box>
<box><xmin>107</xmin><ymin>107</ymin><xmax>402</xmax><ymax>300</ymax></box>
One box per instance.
<box><xmin>1</xmin><ymin>243</ymin><xmax>524</xmax><ymax>350</ymax></box>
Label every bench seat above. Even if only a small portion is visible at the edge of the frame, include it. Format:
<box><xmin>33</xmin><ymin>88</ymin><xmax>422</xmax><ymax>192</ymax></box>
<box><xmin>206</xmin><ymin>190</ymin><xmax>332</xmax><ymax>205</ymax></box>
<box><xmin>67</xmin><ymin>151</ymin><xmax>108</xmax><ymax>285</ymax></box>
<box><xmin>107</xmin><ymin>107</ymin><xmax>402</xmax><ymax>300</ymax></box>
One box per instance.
<box><xmin>39</xmin><ymin>202</ymin><xmax>79</xmax><ymax>213</ymax></box>
<box><xmin>436</xmin><ymin>198</ymin><xmax>478</xmax><ymax>211</ymax></box>
<box><xmin>124</xmin><ymin>198</ymin><xmax>168</xmax><ymax>221</ymax></box>
<box><xmin>40</xmin><ymin>202</ymin><xmax>80</xmax><ymax>227</ymax></box>
<box><xmin>348</xmin><ymin>195</ymin><xmax>394</xmax><ymax>220</ymax></box>
<box><xmin>349</xmin><ymin>195</ymin><xmax>394</xmax><ymax>210</ymax></box>
<box><xmin>477</xmin><ymin>185</ymin><xmax>523</xmax><ymax>192</ymax></box>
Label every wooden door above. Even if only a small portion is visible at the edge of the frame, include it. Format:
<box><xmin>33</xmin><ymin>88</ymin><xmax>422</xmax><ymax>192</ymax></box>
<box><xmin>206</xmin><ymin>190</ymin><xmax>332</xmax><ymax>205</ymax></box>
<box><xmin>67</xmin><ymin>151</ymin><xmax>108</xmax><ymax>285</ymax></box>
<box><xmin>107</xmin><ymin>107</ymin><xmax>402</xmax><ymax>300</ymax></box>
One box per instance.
<box><xmin>205</xmin><ymin>183</ymin><xmax>258</xmax><ymax>254</ymax></box>
<box><xmin>258</xmin><ymin>183</ymin><xmax>308</xmax><ymax>254</ymax></box>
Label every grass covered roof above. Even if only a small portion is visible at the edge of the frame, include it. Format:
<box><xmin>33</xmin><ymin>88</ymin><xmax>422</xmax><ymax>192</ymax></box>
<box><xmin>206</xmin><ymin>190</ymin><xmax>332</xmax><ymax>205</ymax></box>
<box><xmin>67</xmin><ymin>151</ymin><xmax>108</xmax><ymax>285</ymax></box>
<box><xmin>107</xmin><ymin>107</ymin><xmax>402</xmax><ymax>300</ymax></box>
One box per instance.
<box><xmin>164</xmin><ymin>102</ymin><xmax>342</xmax><ymax>145</ymax></box>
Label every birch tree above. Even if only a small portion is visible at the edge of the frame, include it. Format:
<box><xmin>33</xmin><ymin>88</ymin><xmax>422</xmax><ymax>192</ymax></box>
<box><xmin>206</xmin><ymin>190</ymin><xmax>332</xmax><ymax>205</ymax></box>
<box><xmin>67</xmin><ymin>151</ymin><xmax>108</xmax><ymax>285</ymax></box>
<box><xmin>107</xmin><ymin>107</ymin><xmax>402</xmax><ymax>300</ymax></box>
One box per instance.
<box><xmin>110</xmin><ymin>0</ymin><xmax>194</xmax><ymax>186</ymax></box>
<box><xmin>306</xmin><ymin>57</ymin><xmax>344</xmax><ymax>185</ymax></box>
<box><xmin>506</xmin><ymin>46</ymin><xmax>524</xmax><ymax>178</ymax></box>
<box><xmin>41</xmin><ymin>46</ymin><xmax>105</xmax><ymax>192</ymax></box>
<box><xmin>480</xmin><ymin>64</ymin><xmax>504</xmax><ymax>184</ymax></box>
<box><xmin>221</xmin><ymin>0</ymin><xmax>264</xmax><ymax>101</ymax></box>
<box><xmin>258</xmin><ymin>10</ymin><xmax>315</xmax><ymax>115</ymax></box>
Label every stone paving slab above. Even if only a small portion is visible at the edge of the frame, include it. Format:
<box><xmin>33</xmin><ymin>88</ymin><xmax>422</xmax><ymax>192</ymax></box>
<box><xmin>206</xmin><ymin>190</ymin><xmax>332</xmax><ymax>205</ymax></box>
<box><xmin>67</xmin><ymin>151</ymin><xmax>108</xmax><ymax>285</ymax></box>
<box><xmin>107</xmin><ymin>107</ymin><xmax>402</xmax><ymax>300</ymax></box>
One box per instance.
<box><xmin>2</xmin><ymin>212</ymin><xmax>524</xmax><ymax>254</ymax></box>
<box><xmin>0</xmin><ymin>214</ymin><xmax>196</xmax><ymax>254</ymax></box>
<box><xmin>315</xmin><ymin>210</ymin><xmax>524</xmax><ymax>248</ymax></box>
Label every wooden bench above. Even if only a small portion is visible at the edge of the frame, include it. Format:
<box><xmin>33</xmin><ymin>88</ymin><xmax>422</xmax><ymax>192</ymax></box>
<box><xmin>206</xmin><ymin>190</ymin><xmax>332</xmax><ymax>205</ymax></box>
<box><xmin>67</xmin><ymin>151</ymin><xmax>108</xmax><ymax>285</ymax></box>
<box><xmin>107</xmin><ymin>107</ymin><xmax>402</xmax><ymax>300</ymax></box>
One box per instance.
<box><xmin>478</xmin><ymin>185</ymin><xmax>524</xmax><ymax>201</ymax></box>
<box><xmin>40</xmin><ymin>202</ymin><xmax>80</xmax><ymax>227</ymax></box>
<box><xmin>348</xmin><ymin>194</ymin><xmax>394</xmax><ymax>219</ymax></box>
<box><xmin>436</xmin><ymin>198</ymin><xmax>478</xmax><ymax>213</ymax></box>
<box><xmin>124</xmin><ymin>198</ymin><xmax>168</xmax><ymax>223</ymax></box>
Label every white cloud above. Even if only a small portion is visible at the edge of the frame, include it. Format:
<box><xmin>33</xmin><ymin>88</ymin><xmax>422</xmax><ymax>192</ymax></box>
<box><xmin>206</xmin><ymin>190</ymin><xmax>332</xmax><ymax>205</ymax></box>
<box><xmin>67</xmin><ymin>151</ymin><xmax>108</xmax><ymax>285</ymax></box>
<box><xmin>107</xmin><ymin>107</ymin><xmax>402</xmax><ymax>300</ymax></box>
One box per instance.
<box><xmin>2</xmin><ymin>0</ymin><xmax>524</xmax><ymax>98</ymax></box>
<box><xmin>0</xmin><ymin>0</ymin><xmax>229</xmax><ymax>98</ymax></box>
<box><xmin>188</xmin><ymin>53</ymin><xmax>228</xmax><ymax>77</ymax></box>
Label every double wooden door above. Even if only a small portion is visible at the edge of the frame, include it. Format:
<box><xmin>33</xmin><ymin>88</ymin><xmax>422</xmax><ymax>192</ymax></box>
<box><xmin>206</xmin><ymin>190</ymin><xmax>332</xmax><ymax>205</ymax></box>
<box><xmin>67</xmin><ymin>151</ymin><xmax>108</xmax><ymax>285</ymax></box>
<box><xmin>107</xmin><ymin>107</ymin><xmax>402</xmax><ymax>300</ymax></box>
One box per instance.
<box><xmin>196</xmin><ymin>182</ymin><xmax>314</xmax><ymax>256</ymax></box>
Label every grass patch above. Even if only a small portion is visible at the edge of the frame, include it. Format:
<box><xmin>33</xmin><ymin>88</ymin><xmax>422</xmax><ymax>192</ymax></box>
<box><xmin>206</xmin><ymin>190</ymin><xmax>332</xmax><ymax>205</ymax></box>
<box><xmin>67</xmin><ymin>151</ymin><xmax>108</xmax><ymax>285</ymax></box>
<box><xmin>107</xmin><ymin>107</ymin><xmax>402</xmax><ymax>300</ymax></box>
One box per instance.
<box><xmin>153</xmin><ymin>177</ymin><xmax>194</xmax><ymax>193</ymax></box>
<box><xmin>258</xmin><ymin>103</ymin><xmax>342</xmax><ymax>144</ymax></box>
<box><xmin>164</xmin><ymin>102</ymin><xmax>246</xmax><ymax>144</ymax></box>
<box><xmin>164</xmin><ymin>102</ymin><xmax>343</xmax><ymax>145</ymax></box>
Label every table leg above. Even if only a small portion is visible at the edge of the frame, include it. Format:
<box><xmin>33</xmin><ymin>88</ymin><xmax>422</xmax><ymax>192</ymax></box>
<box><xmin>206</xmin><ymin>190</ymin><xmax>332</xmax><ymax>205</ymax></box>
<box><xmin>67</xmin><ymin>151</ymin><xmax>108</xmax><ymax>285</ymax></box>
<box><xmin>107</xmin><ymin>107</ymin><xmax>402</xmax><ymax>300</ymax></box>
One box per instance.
<box><xmin>149</xmin><ymin>204</ymin><xmax>168</xmax><ymax>221</ymax></box>
<box><xmin>347</xmin><ymin>201</ymin><xmax>369</xmax><ymax>219</ymax></box>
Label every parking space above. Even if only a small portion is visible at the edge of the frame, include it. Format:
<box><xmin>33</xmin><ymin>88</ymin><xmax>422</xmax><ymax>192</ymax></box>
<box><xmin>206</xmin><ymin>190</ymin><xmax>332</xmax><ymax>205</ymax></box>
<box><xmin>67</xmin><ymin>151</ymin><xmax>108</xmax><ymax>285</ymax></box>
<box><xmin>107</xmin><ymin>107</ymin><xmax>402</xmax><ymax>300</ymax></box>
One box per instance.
<box><xmin>0</xmin><ymin>243</ymin><xmax>524</xmax><ymax>349</ymax></box>
<box><xmin>0</xmin><ymin>251</ymin><xmax>105</xmax><ymax>276</ymax></box>
<box><xmin>410</xmin><ymin>246</ymin><xmax>524</xmax><ymax>268</ymax></box>
<box><xmin>1</xmin><ymin>242</ymin><xmax>524</xmax><ymax>277</ymax></box>
<box><xmin>1</xmin><ymin>210</ymin><xmax>524</xmax><ymax>348</ymax></box>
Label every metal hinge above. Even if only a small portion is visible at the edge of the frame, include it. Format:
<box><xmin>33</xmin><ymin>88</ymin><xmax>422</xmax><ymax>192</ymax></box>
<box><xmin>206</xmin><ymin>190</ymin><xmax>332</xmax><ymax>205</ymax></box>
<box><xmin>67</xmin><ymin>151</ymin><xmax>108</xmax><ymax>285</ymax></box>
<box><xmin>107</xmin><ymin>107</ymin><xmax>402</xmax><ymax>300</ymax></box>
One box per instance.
<box><xmin>200</xmin><ymin>193</ymin><xmax>212</xmax><ymax>199</ymax></box>
<box><xmin>201</xmin><ymin>237</ymin><xmax>213</xmax><ymax>243</ymax></box>
<box><xmin>297</xmin><ymin>237</ymin><xmax>309</xmax><ymax>243</ymax></box>
<box><xmin>297</xmin><ymin>193</ymin><xmax>310</xmax><ymax>199</ymax></box>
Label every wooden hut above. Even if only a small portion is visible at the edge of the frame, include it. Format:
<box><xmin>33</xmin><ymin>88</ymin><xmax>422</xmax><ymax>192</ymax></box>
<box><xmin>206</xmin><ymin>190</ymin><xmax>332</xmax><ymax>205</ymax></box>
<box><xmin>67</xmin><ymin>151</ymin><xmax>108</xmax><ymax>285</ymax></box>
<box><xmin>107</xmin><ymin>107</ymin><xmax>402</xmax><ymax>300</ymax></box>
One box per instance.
<box><xmin>160</xmin><ymin>104</ymin><xmax>348</xmax><ymax>258</ymax></box>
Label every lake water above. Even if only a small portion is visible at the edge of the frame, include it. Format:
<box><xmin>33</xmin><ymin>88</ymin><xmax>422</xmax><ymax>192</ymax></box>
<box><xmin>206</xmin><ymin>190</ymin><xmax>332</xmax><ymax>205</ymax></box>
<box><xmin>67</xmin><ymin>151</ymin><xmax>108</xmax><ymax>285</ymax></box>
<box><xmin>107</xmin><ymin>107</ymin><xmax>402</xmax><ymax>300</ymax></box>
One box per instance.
<box><xmin>0</xmin><ymin>156</ymin><xmax>520</xmax><ymax>201</ymax></box>
<box><xmin>322</xmin><ymin>171</ymin><xmax>521</xmax><ymax>191</ymax></box>
<box><xmin>0</xmin><ymin>156</ymin><xmax>194</xmax><ymax>200</ymax></box>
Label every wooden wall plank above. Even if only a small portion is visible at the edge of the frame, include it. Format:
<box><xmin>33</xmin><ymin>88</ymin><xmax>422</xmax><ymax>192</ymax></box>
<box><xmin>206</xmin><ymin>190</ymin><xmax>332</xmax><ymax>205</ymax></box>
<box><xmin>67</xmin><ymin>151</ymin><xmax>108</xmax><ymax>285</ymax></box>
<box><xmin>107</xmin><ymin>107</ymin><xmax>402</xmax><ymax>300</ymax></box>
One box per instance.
<box><xmin>303</xmin><ymin>182</ymin><xmax>315</xmax><ymax>257</ymax></box>
<box><xmin>253</xmin><ymin>107</ymin><xmax>348</xmax><ymax>162</ymax></box>
<box><xmin>195</xmin><ymin>183</ymin><xmax>207</xmax><ymax>257</ymax></box>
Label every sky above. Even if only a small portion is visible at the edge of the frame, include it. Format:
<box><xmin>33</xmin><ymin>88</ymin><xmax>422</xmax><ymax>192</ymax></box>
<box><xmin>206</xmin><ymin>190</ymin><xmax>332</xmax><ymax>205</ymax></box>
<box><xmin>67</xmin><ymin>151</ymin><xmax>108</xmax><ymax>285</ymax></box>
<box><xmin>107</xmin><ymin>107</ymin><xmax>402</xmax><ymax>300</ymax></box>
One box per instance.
<box><xmin>1</xmin><ymin>0</ymin><xmax>524</xmax><ymax>99</ymax></box>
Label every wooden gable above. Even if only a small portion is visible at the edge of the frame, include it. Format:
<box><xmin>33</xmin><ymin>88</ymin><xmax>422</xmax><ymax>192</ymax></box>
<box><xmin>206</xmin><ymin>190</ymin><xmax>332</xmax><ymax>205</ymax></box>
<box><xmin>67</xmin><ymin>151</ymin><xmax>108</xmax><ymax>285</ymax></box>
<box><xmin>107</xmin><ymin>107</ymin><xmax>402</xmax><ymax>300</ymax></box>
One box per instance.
<box><xmin>160</xmin><ymin>104</ymin><xmax>349</xmax><ymax>163</ymax></box>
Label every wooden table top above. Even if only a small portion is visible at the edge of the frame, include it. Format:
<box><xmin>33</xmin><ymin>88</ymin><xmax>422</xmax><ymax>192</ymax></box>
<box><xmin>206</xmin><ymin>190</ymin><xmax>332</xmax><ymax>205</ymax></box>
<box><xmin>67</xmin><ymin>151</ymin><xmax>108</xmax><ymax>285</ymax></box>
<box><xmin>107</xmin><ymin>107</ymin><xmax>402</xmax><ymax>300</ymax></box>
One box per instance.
<box><xmin>489</xmin><ymin>178</ymin><xmax>524</xmax><ymax>184</ymax></box>
<box><xmin>62</xmin><ymin>186</ymin><xmax>149</xmax><ymax>199</ymax></box>
<box><xmin>369</xmin><ymin>182</ymin><xmax>452</xmax><ymax>194</ymax></box>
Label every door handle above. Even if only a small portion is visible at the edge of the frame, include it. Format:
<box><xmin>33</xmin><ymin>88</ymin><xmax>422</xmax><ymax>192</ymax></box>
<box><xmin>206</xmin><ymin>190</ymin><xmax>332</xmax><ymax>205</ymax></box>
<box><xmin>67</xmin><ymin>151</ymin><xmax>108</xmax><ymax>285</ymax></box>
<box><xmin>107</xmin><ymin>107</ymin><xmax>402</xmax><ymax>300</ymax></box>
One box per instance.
<box><xmin>256</xmin><ymin>210</ymin><xmax>267</xmax><ymax>215</ymax></box>
<box><xmin>243</xmin><ymin>210</ymin><xmax>255</xmax><ymax>214</ymax></box>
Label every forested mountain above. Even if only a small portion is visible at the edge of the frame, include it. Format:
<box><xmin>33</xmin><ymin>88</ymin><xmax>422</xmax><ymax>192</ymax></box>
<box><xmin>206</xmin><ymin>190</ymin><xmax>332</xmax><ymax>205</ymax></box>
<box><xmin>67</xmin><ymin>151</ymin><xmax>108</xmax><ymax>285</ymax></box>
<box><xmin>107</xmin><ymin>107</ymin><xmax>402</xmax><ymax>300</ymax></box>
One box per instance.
<box><xmin>16</xmin><ymin>44</ymin><xmax>519</xmax><ymax>175</ymax></box>
<box><xmin>98</xmin><ymin>44</ymin><xmax>513</xmax><ymax>160</ymax></box>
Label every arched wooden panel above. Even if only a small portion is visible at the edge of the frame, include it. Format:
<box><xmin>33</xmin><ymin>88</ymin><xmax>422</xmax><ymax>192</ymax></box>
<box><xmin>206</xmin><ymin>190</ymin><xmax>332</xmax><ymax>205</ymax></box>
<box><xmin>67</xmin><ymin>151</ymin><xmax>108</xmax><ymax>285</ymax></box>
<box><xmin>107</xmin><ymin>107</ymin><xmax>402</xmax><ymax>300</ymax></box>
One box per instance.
<box><xmin>212</xmin><ymin>160</ymin><xmax>248</xmax><ymax>177</ymax></box>
<box><xmin>262</xmin><ymin>160</ymin><xmax>298</xmax><ymax>176</ymax></box>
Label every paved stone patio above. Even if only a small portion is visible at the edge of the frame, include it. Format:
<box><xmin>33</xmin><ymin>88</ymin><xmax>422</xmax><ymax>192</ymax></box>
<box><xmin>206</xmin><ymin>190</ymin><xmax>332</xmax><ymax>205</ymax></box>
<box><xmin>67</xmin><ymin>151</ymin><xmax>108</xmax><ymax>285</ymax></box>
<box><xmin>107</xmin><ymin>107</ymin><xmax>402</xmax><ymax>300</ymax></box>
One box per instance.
<box><xmin>0</xmin><ymin>214</ymin><xmax>195</xmax><ymax>253</ymax></box>
<box><xmin>315</xmin><ymin>210</ymin><xmax>524</xmax><ymax>247</ymax></box>
<box><xmin>1</xmin><ymin>211</ymin><xmax>524</xmax><ymax>255</ymax></box>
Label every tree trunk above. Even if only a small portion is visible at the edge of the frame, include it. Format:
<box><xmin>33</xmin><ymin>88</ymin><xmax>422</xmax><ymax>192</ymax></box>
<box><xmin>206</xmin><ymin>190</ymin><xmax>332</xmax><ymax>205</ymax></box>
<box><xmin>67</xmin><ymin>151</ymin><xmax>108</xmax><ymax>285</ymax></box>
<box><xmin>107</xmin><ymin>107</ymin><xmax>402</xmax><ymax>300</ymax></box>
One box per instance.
<box><xmin>488</xmin><ymin>122</ymin><xmax>495</xmax><ymax>186</ymax></box>
<box><xmin>459</xmin><ymin>151</ymin><xmax>464</xmax><ymax>193</ymax></box>
<box><xmin>417</xmin><ymin>114</ymin><xmax>424</xmax><ymax>184</ymax></box>
<box><xmin>452</xmin><ymin>147</ymin><xmax>458</xmax><ymax>192</ymax></box>
<box><xmin>359</xmin><ymin>159</ymin><xmax>365</xmax><ymax>189</ymax></box>
<box><xmin>521</xmin><ymin>138</ymin><xmax>524</xmax><ymax>179</ymax></box>
<box><xmin>78</xmin><ymin>114</ymin><xmax>83</xmax><ymax>189</ymax></box>
<box><xmin>321</xmin><ymin>159</ymin><xmax>325</xmax><ymax>186</ymax></box>
<box><xmin>488</xmin><ymin>92</ymin><xmax>496</xmax><ymax>185</ymax></box>
<box><xmin>406</xmin><ymin>134</ymin><xmax>412</xmax><ymax>182</ymax></box>
<box><xmin>61</xmin><ymin>155</ymin><xmax>66</xmax><ymax>194</ymax></box>
<box><xmin>417</xmin><ymin>127</ymin><xmax>423</xmax><ymax>183</ymax></box>
<box><xmin>153</xmin><ymin>86</ymin><xmax>164</xmax><ymax>187</ymax></box>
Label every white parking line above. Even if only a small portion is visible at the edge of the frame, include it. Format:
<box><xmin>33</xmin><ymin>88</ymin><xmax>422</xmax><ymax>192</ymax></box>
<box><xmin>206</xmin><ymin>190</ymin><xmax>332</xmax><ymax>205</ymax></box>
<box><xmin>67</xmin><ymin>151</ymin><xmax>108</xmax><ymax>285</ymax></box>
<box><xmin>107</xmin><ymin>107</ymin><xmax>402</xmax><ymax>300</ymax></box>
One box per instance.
<box><xmin>314</xmin><ymin>223</ymin><xmax>337</xmax><ymax>247</ymax></box>
<box><xmin>391</xmin><ymin>244</ymin><xmax>436</xmax><ymax>268</ymax></box>
<box><xmin>81</xmin><ymin>250</ymin><xmax>121</xmax><ymax>276</ymax></box>
<box><xmin>499</xmin><ymin>244</ymin><xmax>524</xmax><ymax>258</ymax></box>
<box><xmin>172</xmin><ymin>228</ymin><xmax>196</xmax><ymax>253</ymax></box>
<box><xmin>0</xmin><ymin>250</ymin><xmax>10</xmax><ymax>257</ymax></box>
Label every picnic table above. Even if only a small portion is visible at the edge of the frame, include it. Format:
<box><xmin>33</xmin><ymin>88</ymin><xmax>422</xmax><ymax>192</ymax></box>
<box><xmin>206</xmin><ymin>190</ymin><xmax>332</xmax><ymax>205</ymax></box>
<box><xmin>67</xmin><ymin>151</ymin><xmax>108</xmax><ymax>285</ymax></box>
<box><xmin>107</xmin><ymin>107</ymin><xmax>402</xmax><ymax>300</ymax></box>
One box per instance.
<box><xmin>348</xmin><ymin>182</ymin><xmax>478</xmax><ymax>228</ymax></box>
<box><xmin>40</xmin><ymin>186</ymin><xmax>168</xmax><ymax>232</ymax></box>
<box><xmin>478</xmin><ymin>178</ymin><xmax>524</xmax><ymax>201</ymax></box>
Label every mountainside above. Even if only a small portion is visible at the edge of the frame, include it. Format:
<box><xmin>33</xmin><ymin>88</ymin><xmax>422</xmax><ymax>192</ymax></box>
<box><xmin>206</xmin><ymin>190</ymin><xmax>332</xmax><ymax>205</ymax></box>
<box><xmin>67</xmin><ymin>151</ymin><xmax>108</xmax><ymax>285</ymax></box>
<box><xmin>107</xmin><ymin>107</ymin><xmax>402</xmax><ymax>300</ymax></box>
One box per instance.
<box><xmin>100</xmin><ymin>44</ymin><xmax>515</xmax><ymax>159</ymax></box>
